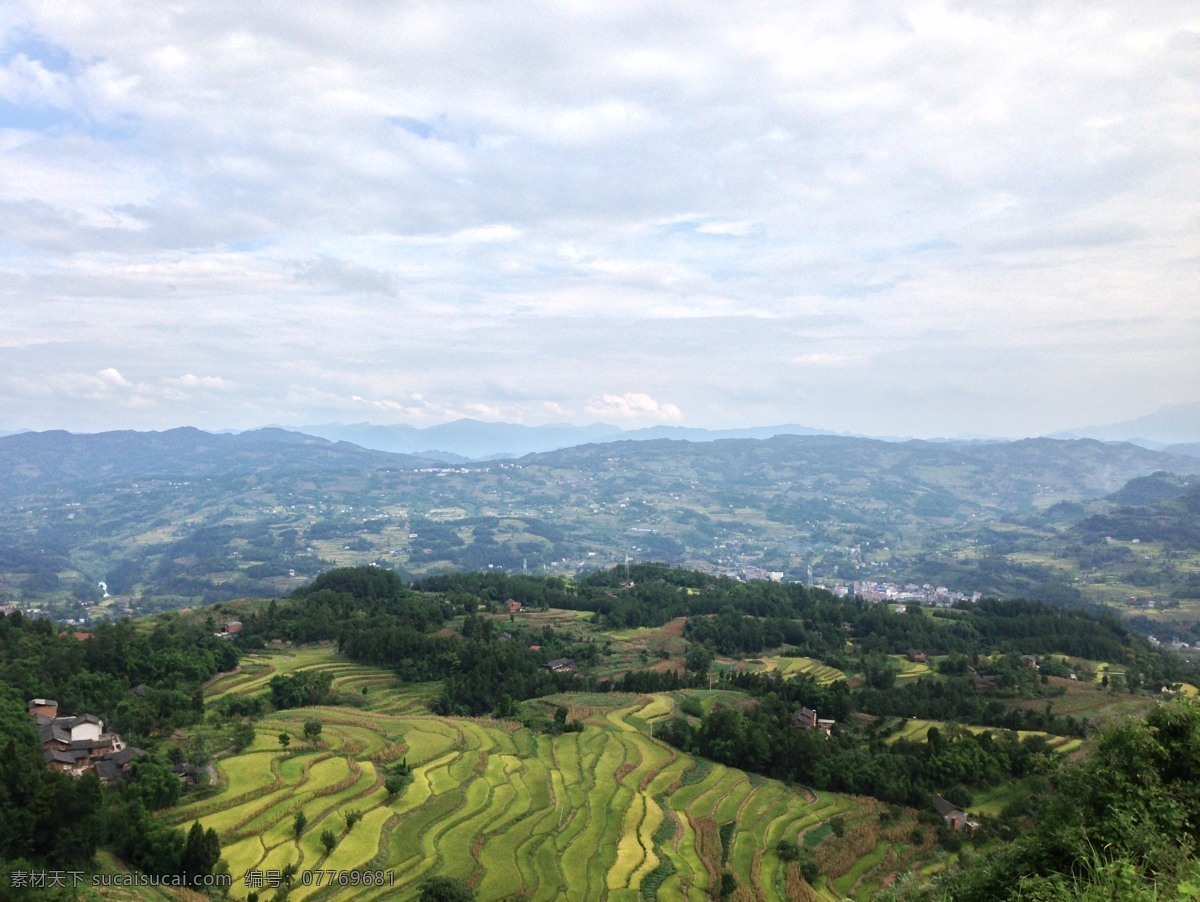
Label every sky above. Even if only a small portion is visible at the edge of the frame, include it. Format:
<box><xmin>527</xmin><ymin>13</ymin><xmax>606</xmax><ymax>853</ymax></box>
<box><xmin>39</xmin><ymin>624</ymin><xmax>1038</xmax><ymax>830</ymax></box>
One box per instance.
<box><xmin>1</xmin><ymin>2</ymin><xmax>1197</xmax><ymax>439</ymax></box>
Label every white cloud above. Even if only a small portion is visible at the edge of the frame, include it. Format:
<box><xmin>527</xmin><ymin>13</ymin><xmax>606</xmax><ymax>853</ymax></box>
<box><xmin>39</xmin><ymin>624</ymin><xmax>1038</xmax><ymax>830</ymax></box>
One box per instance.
<box><xmin>793</xmin><ymin>353</ymin><xmax>855</xmax><ymax>368</ymax></box>
<box><xmin>585</xmin><ymin>393</ymin><xmax>683</xmax><ymax>423</ymax></box>
<box><xmin>96</xmin><ymin>367</ymin><xmax>131</xmax><ymax>387</ymax></box>
<box><xmin>0</xmin><ymin>2</ymin><xmax>1195</xmax><ymax>436</ymax></box>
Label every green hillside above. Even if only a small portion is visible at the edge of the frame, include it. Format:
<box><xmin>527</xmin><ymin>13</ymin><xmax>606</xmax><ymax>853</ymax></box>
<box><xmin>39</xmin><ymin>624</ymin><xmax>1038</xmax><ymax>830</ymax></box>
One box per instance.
<box><xmin>2</xmin><ymin>430</ymin><xmax>1199</xmax><ymax>631</ymax></box>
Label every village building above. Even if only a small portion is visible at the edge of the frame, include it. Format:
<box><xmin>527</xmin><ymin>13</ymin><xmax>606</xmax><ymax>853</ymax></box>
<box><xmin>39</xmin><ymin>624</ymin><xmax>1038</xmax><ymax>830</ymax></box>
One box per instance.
<box><xmin>792</xmin><ymin>706</ymin><xmax>835</xmax><ymax>735</ymax></box>
<box><xmin>28</xmin><ymin>698</ymin><xmax>142</xmax><ymax>783</ymax></box>
<box><xmin>969</xmin><ymin>669</ymin><xmax>999</xmax><ymax>690</ymax></box>
<box><xmin>933</xmin><ymin>795</ymin><xmax>980</xmax><ymax>832</ymax></box>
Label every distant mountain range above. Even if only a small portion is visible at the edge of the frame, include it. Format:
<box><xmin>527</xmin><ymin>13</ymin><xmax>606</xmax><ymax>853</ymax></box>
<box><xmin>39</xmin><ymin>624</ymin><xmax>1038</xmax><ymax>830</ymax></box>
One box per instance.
<box><xmin>293</xmin><ymin>402</ymin><xmax>1200</xmax><ymax>460</ymax></box>
<box><xmin>0</xmin><ymin>426</ymin><xmax>438</xmax><ymax>497</ymax></box>
<box><xmin>291</xmin><ymin>419</ymin><xmax>831</xmax><ymax>460</ymax></box>
<box><xmin>1053</xmin><ymin>401</ymin><xmax>1200</xmax><ymax>449</ymax></box>
<box><xmin>2</xmin><ymin>426</ymin><xmax>1199</xmax><ymax>625</ymax></box>
<box><xmin>5</xmin><ymin>401</ymin><xmax>1194</xmax><ymax>461</ymax></box>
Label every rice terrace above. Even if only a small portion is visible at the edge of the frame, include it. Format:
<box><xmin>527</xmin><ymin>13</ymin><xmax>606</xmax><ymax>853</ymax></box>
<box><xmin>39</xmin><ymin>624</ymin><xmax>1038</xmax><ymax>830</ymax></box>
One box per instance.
<box><xmin>185</xmin><ymin>645</ymin><xmax>910</xmax><ymax>900</ymax></box>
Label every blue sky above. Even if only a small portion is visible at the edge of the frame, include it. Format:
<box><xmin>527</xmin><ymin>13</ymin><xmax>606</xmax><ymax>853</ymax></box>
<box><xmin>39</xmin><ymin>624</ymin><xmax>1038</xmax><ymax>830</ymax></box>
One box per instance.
<box><xmin>1</xmin><ymin>1</ymin><xmax>1197</xmax><ymax>438</ymax></box>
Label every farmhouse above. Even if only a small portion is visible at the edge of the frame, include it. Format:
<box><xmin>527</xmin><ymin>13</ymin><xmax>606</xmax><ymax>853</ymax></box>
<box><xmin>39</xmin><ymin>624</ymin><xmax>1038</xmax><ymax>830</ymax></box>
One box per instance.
<box><xmin>504</xmin><ymin>599</ymin><xmax>523</xmax><ymax>614</ymax></box>
<box><xmin>970</xmin><ymin>669</ymin><xmax>999</xmax><ymax>690</ymax></box>
<box><xmin>542</xmin><ymin>658</ymin><xmax>577</xmax><ymax>674</ymax></box>
<box><xmin>792</xmin><ymin>707</ymin><xmax>835</xmax><ymax>735</ymax></box>
<box><xmin>933</xmin><ymin>795</ymin><xmax>980</xmax><ymax>832</ymax></box>
<box><xmin>29</xmin><ymin>698</ymin><xmax>143</xmax><ymax>782</ymax></box>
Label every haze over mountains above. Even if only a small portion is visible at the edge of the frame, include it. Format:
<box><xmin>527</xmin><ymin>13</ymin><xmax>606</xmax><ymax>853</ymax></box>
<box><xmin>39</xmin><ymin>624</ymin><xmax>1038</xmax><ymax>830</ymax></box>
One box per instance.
<box><xmin>1052</xmin><ymin>400</ymin><xmax>1200</xmax><ymax>449</ymax></box>
<box><xmin>4</xmin><ymin>400</ymin><xmax>1195</xmax><ymax>461</ymax></box>
<box><xmin>293</xmin><ymin>401</ymin><xmax>1200</xmax><ymax>461</ymax></box>
<box><xmin>292</xmin><ymin>420</ymin><xmax>831</xmax><ymax>461</ymax></box>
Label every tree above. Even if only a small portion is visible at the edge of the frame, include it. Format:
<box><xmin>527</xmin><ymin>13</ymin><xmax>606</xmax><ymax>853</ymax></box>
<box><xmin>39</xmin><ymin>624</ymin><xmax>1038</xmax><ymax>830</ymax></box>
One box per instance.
<box><xmin>320</xmin><ymin>828</ymin><xmax>337</xmax><ymax>854</ymax></box>
<box><xmin>419</xmin><ymin>876</ymin><xmax>477</xmax><ymax>901</ymax></box>
<box><xmin>685</xmin><ymin>643</ymin><xmax>714</xmax><ymax>678</ymax></box>
<box><xmin>127</xmin><ymin>756</ymin><xmax>182</xmax><ymax>811</ymax></box>
<box><xmin>231</xmin><ymin>721</ymin><xmax>256</xmax><ymax>752</ymax></box>
<box><xmin>344</xmin><ymin>808</ymin><xmax>362</xmax><ymax>833</ymax></box>
<box><xmin>292</xmin><ymin>810</ymin><xmax>307</xmax><ymax>839</ymax></box>
<box><xmin>385</xmin><ymin>772</ymin><xmax>408</xmax><ymax>799</ymax></box>
<box><xmin>303</xmin><ymin>720</ymin><xmax>323</xmax><ymax>743</ymax></box>
<box><xmin>720</xmin><ymin>871</ymin><xmax>737</xmax><ymax>899</ymax></box>
<box><xmin>386</xmin><ymin>758</ymin><xmax>413</xmax><ymax>799</ymax></box>
<box><xmin>181</xmin><ymin>821</ymin><xmax>220</xmax><ymax>880</ymax></box>
<box><xmin>278</xmin><ymin>732</ymin><xmax>291</xmax><ymax>749</ymax></box>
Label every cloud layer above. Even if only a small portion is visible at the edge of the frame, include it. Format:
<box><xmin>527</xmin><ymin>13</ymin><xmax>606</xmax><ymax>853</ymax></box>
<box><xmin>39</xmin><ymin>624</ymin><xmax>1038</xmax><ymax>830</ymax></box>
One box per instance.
<box><xmin>1</xmin><ymin>2</ymin><xmax>1197</xmax><ymax>436</ymax></box>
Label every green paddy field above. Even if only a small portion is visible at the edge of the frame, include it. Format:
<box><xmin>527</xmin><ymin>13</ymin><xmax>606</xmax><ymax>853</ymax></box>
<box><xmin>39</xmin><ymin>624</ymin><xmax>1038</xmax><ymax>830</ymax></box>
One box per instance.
<box><xmin>179</xmin><ymin>646</ymin><xmax>930</xmax><ymax>900</ymax></box>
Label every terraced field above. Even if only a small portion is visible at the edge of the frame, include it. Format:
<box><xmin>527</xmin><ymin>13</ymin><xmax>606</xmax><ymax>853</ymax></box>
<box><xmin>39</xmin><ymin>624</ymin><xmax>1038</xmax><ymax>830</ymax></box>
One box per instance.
<box><xmin>181</xmin><ymin>647</ymin><xmax>916</xmax><ymax>900</ymax></box>
<box><xmin>890</xmin><ymin>657</ymin><xmax>932</xmax><ymax>681</ymax></box>
<box><xmin>734</xmin><ymin>655</ymin><xmax>846</xmax><ymax>684</ymax></box>
<box><xmin>884</xmin><ymin>718</ymin><xmax>1083</xmax><ymax>755</ymax></box>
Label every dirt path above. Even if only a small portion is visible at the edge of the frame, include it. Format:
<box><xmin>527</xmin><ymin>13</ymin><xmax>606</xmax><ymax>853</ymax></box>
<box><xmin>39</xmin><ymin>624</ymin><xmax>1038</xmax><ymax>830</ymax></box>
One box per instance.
<box><xmin>201</xmin><ymin>664</ymin><xmax>242</xmax><ymax>689</ymax></box>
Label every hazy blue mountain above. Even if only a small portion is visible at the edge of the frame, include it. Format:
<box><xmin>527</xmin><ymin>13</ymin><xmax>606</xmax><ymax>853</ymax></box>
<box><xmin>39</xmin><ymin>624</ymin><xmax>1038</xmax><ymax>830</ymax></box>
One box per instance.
<box><xmin>615</xmin><ymin>423</ymin><xmax>831</xmax><ymax>442</ymax></box>
<box><xmin>293</xmin><ymin>419</ymin><xmax>621</xmax><ymax>459</ymax></box>
<box><xmin>294</xmin><ymin>419</ymin><xmax>833</xmax><ymax>459</ymax></box>
<box><xmin>1053</xmin><ymin>401</ymin><xmax>1200</xmax><ymax>446</ymax></box>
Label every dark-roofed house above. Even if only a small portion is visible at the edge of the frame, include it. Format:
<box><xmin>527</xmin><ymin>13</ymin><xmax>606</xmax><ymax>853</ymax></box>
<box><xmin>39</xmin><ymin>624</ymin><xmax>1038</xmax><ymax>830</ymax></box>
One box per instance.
<box><xmin>792</xmin><ymin>707</ymin><xmax>835</xmax><ymax>734</ymax></box>
<box><xmin>971</xmin><ymin>670</ymin><xmax>999</xmax><ymax>690</ymax></box>
<box><xmin>29</xmin><ymin>699</ymin><xmax>129</xmax><ymax>779</ymax></box>
<box><xmin>542</xmin><ymin>658</ymin><xmax>577</xmax><ymax>673</ymax></box>
<box><xmin>64</xmin><ymin>714</ymin><xmax>104</xmax><ymax>742</ymax></box>
<box><xmin>933</xmin><ymin>795</ymin><xmax>980</xmax><ymax>832</ymax></box>
<box><xmin>94</xmin><ymin>759</ymin><xmax>123</xmax><ymax>783</ymax></box>
<box><xmin>94</xmin><ymin>746</ymin><xmax>145</xmax><ymax>783</ymax></box>
<box><xmin>28</xmin><ymin>698</ymin><xmax>58</xmax><ymax>720</ymax></box>
<box><xmin>793</xmin><ymin>707</ymin><xmax>818</xmax><ymax>730</ymax></box>
<box><xmin>44</xmin><ymin>748</ymin><xmax>89</xmax><ymax>774</ymax></box>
